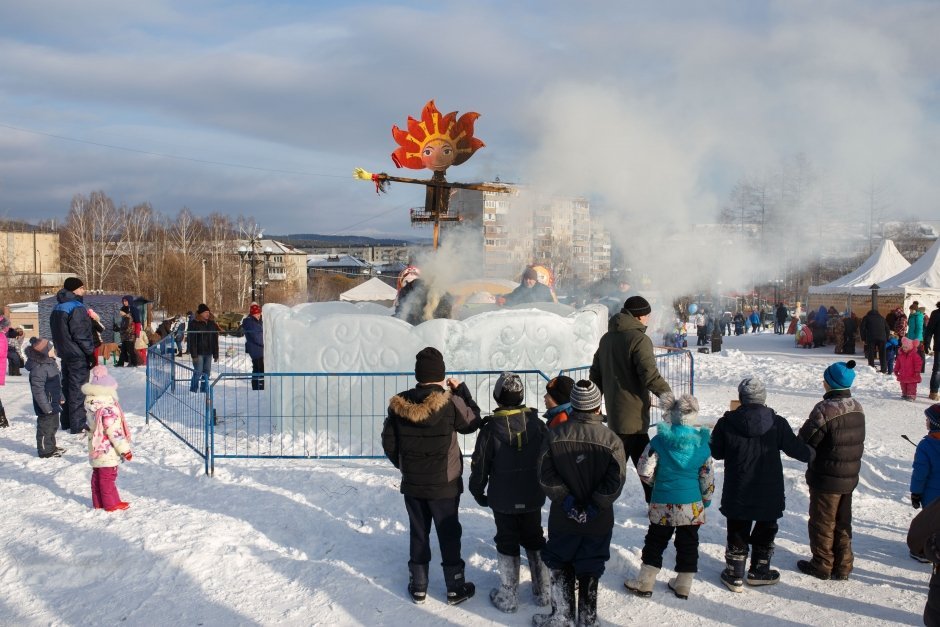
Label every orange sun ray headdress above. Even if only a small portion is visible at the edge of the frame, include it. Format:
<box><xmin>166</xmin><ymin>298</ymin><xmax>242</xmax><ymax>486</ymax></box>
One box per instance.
<box><xmin>391</xmin><ymin>100</ymin><xmax>485</xmax><ymax>171</ymax></box>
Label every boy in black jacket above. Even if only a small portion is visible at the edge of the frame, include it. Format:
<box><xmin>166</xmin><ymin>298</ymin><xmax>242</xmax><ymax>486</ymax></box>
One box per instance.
<box><xmin>381</xmin><ymin>347</ymin><xmax>482</xmax><ymax>605</ymax></box>
<box><xmin>535</xmin><ymin>380</ymin><xmax>626</xmax><ymax>627</ymax></box>
<box><xmin>469</xmin><ymin>372</ymin><xmax>550</xmax><ymax>613</ymax></box>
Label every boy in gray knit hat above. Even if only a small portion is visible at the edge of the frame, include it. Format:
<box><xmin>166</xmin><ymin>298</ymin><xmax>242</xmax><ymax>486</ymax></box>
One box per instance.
<box><xmin>711</xmin><ymin>377</ymin><xmax>812</xmax><ymax>591</ymax></box>
<box><xmin>535</xmin><ymin>380</ymin><xmax>626</xmax><ymax>626</ymax></box>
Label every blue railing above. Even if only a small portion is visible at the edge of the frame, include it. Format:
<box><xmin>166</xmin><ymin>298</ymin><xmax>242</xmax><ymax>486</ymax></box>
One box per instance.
<box><xmin>146</xmin><ymin>336</ymin><xmax>694</xmax><ymax>475</ymax></box>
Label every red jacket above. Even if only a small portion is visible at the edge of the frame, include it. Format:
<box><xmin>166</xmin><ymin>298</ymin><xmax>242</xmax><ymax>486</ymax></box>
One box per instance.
<box><xmin>895</xmin><ymin>349</ymin><xmax>923</xmax><ymax>384</ymax></box>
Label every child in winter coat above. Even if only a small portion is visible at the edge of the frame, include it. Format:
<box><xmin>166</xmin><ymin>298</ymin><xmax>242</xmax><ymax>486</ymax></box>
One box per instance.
<box><xmin>84</xmin><ymin>365</ymin><xmax>133</xmax><ymax>511</ymax></box>
<box><xmin>624</xmin><ymin>394</ymin><xmax>714</xmax><ymax>600</ymax></box>
<box><xmin>886</xmin><ymin>332</ymin><xmax>900</xmax><ymax>375</ymax></box>
<box><xmin>896</xmin><ymin>337</ymin><xmax>924</xmax><ymax>401</ymax></box>
<box><xmin>710</xmin><ymin>377</ymin><xmax>813</xmax><ymax>591</ymax></box>
<box><xmin>911</xmin><ymin>404</ymin><xmax>940</xmax><ymax>513</ymax></box>
<box><xmin>535</xmin><ymin>380</ymin><xmax>626</xmax><ymax>627</ymax></box>
<box><xmin>469</xmin><ymin>372</ymin><xmax>550</xmax><ymax>613</ymax></box>
<box><xmin>25</xmin><ymin>338</ymin><xmax>64</xmax><ymax>458</ymax></box>
<box><xmin>542</xmin><ymin>375</ymin><xmax>574</xmax><ymax>429</ymax></box>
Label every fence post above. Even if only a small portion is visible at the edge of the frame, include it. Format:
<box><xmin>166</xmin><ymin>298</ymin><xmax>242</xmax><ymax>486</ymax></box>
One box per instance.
<box><xmin>205</xmin><ymin>374</ymin><xmax>213</xmax><ymax>476</ymax></box>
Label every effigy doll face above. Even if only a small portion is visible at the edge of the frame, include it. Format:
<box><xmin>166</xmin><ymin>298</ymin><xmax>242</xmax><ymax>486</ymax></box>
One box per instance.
<box><xmin>421</xmin><ymin>138</ymin><xmax>456</xmax><ymax>171</ymax></box>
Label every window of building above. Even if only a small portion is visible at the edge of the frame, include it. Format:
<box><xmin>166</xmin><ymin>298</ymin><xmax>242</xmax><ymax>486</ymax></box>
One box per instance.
<box><xmin>485</xmin><ymin>239</ymin><xmax>496</xmax><ymax>246</ymax></box>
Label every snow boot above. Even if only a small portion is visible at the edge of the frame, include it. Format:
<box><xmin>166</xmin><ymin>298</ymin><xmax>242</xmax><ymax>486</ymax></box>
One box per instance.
<box><xmin>528</xmin><ymin>549</ymin><xmax>552</xmax><ymax>606</ymax></box>
<box><xmin>930</xmin><ymin>392</ymin><xmax>940</xmax><ymax>401</ymax></box>
<box><xmin>797</xmin><ymin>559</ymin><xmax>830</xmax><ymax>580</ymax></box>
<box><xmin>576</xmin><ymin>574</ymin><xmax>599</xmax><ymax>626</ymax></box>
<box><xmin>747</xmin><ymin>545</ymin><xmax>780</xmax><ymax>586</ymax></box>
<box><xmin>490</xmin><ymin>553</ymin><xmax>520</xmax><ymax>613</ymax></box>
<box><xmin>443</xmin><ymin>564</ymin><xmax>475</xmax><ymax>606</ymax></box>
<box><xmin>668</xmin><ymin>572</ymin><xmax>695</xmax><ymax>599</ymax></box>
<box><xmin>533</xmin><ymin>566</ymin><xmax>575</xmax><ymax>627</ymax></box>
<box><xmin>721</xmin><ymin>549</ymin><xmax>747</xmax><ymax>592</ymax></box>
<box><xmin>0</xmin><ymin>402</ymin><xmax>8</xmax><ymax>428</ymax></box>
<box><xmin>624</xmin><ymin>563</ymin><xmax>659</xmax><ymax>597</ymax></box>
<box><xmin>408</xmin><ymin>562</ymin><xmax>428</xmax><ymax>604</ymax></box>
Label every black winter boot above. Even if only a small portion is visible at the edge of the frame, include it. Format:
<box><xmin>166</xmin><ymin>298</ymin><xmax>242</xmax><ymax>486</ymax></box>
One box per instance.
<box><xmin>747</xmin><ymin>544</ymin><xmax>780</xmax><ymax>586</ymax></box>
<box><xmin>721</xmin><ymin>548</ymin><xmax>747</xmax><ymax>593</ymax></box>
<box><xmin>576</xmin><ymin>574</ymin><xmax>599</xmax><ymax>627</ymax></box>
<box><xmin>408</xmin><ymin>562</ymin><xmax>428</xmax><ymax>604</ymax></box>
<box><xmin>443</xmin><ymin>564</ymin><xmax>475</xmax><ymax>606</ymax></box>
<box><xmin>533</xmin><ymin>566</ymin><xmax>575</xmax><ymax>627</ymax></box>
<box><xmin>0</xmin><ymin>402</ymin><xmax>8</xmax><ymax>428</ymax></box>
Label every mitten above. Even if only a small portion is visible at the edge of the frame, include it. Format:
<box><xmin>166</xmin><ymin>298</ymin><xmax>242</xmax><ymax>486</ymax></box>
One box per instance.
<box><xmin>87</xmin><ymin>354</ymin><xmax>97</xmax><ymax>368</ymax></box>
<box><xmin>703</xmin><ymin>500</ymin><xmax>712</xmax><ymax>509</ymax></box>
<box><xmin>473</xmin><ymin>493</ymin><xmax>488</xmax><ymax>508</ymax></box>
<box><xmin>912</xmin><ymin>493</ymin><xmax>922</xmax><ymax>509</ymax></box>
<box><xmin>584</xmin><ymin>503</ymin><xmax>599</xmax><ymax>521</ymax></box>
<box><xmin>123</xmin><ymin>452</ymin><xmax>133</xmax><ymax>462</ymax></box>
<box><xmin>563</xmin><ymin>495</ymin><xmax>586</xmax><ymax>523</ymax></box>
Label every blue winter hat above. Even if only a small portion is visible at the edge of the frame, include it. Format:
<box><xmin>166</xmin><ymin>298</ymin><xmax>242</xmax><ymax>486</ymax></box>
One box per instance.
<box><xmin>824</xmin><ymin>359</ymin><xmax>856</xmax><ymax>390</ymax></box>
<box><xmin>926</xmin><ymin>404</ymin><xmax>940</xmax><ymax>431</ymax></box>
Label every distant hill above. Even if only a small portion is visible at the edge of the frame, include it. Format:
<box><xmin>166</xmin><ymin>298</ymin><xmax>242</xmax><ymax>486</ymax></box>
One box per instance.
<box><xmin>272</xmin><ymin>233</ymin><xmax>431</xmax><ymax>247</ymax></box>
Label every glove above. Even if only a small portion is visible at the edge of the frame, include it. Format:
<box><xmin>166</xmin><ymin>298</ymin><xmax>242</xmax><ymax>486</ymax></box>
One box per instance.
<box><xmin>584</xmin><ymin>503</ymin><xmax>599</xmax><ymax>522</ymax></box>
<box><xmin>563</xmin><ymin>495</ymin><xmax>586</xmax><ymax>524</ymax></box>
<box><xmin>703</xmin><ymin>500</ymin><xmax>712</xmax><ymax>509</ymax></box>
<box><xmin>473</xmin><ymin>494</ymin><xmax>488</xmax><ymax>508</ymax></box>
<box><xmin>87</xmin><ymin>354</ymin><xmax>98</xmax><ymax>368</ymax></box>
<box><xmin>912</xmin><ymin>493</ymin><xmax>922</xmax><ymax>509</ymax></box>
<box><xmin>123</xmin><ymin>452</ymin><xmax>133</xmax><ymax>462</ymax></box>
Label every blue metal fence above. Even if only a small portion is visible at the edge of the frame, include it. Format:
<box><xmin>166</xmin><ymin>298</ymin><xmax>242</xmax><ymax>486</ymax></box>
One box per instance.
<box><xmin>146</xmin><ymin>336</ymin><xmax>694</xmax><ymax>475</ymax></box>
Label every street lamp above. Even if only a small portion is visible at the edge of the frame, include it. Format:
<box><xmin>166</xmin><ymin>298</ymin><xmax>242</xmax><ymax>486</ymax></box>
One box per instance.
<box><xmin>238</xmin><ymin>235</ymin><xmax>273</xmax><ymax>304</ymax></box>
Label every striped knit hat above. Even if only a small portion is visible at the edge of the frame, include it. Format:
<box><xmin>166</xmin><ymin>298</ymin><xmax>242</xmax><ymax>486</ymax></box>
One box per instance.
<box><xmin>570</xmin><ymin>380</ymin><xmax>602</xmax><ymax>412</ymax></box>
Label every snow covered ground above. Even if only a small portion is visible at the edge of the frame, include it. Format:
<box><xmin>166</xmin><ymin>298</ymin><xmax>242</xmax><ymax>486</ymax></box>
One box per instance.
<box><xmin>0</xmin><ymin>332</ymin><xmax>935</xmax><ymax>626</ymax></box>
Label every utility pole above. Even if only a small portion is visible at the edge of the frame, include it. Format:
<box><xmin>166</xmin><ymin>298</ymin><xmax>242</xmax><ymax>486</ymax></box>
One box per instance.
<box><xmin>201</xmin><ymin>259</ymin><xmax>207</xmax><ymax>303</ymax></box>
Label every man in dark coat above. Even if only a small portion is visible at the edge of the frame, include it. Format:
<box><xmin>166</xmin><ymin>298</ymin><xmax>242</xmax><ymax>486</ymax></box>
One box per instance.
<box><xmin>590</xmin><ymin>295</ymin><xmax>672</xmax><ymax>503</ymax></box>
<box><xmin>381</xmin><ymin>347</ymin><xmax>481</xmax><ymax>606</ymax></box>
<box><xmin>860</xmin><ymin>309</ymin><xmax>890</xmax><ymax>372</ymax></box>
<box><xmin>841</xmin><ymin>313</ymin><xmax>858</xmax><ymax>355</ymax></box>
<box><xmin>241</xmin><ymin>304</ymin><xmax>264</xmax><ymax>391</ymax></box>
<box><xmin>535</xmin><ymin>380</ymin><xmax>626</xmax><ymax>627</ymax></box>
<box><xmin>797</xmin><ymin>360</ymin><xmax>866</xmax><ymax>580</ymax></box>
<box><xmin>187</xmin><ymin>303</ymin><xmax>220</xmax><ymax>393</ymax></box>
<box><xmin>710</xmin><ymin>377</ymin><xmax>812</xmax><ymax>591</ymax></box>
<box><xmin>49</xmin><ymin>277</ymin><xmax>96</xmax><ymax>433</ymax></box>
<box><xmin>925</xmin><ymin>301</ymin><xmax>940</xmax><ymax>401</ymax></box>
<box><xmin>503</xmin><ymin>266</ymin><xmax>554</xmax><ymax>306</ymax></box>
<box><xmin>469</xmin><ymin>372</ymin><xmax>550</xmax><ymax>612</ymax></box>
<box><xmin>775</xmin><ymin>303</ymin><xmax>788</xmax><ymax>335</ymax></box>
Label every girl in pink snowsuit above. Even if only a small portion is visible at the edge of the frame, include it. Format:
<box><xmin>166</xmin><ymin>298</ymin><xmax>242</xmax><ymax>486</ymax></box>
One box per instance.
<box><xmin>896</xmin><ymin>337</ymin><xmax>924</xmax><ymax>401</ymax></box>
<box><xmin>84</xmin><ymin>365</ymin><xmax>133</xmax><ymax>511</ymax></box>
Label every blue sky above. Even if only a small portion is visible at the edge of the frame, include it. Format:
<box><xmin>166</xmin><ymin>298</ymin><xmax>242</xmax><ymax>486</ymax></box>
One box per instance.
<box><xmin>0</xmin><ymin>1</ymin><xmax>938</xmax><ymax>236</ymax></box>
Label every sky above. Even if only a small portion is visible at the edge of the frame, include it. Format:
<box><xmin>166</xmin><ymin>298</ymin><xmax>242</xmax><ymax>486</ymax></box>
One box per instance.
<box><xmin>0</xmin><ymin>1</ymin><xmax>938</xmax><ymax>238</ymax></box>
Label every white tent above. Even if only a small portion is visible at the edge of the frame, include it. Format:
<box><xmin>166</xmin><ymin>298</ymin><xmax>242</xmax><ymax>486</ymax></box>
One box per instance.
<box><xmin>868</xmin><ymin>238</ymin><xmax>940</xmax><ymax>310</ymax></box>
<box><xmin>808</xmin><ymin>239</ymin><xmax>910</xmax><ymax>294</ymax></box>
<box><xmin>339</xmin><ymin>277</ymin><xmax>397</xmax><ymax>303</ymax></box>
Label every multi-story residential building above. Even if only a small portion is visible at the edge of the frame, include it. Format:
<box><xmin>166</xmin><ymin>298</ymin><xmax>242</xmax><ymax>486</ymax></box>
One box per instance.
<box><xmin>0</xmin><ymin>227</ymin><xmax>65</xmax><ymax>293</ymax></box>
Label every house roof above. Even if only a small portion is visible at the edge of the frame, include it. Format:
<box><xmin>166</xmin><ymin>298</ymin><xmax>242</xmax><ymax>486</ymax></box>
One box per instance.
<box><xmin>307</xmin><ymin>253</ymin><xmax>372</xmax><ymax>269</ymax></box>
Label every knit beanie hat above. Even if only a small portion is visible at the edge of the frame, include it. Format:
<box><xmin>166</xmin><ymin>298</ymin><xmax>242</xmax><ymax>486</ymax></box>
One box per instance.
<box><xmin>493</xmin><ymin>372</ymin><xmax>525</xmax><ymax>406</ymax></box>
<box><xmin>90</xmin><ymin>365</ymin><xmax>118</xmax><ymax>389</ymax></box>
<box><xmin>926</xmin><ymin>404</ymin><xmax>940</xmax><ymax>431</ymax></box>
<box><xmin>63</xmin><ymin>277</ymin><xmax>84</xmax><ymax>291</ymax></box>
<box><xmin>414</xmin><ymin>346</ymin><xmax>446</xmax><ymax>383</ymax></box>
<box><xmin>546</xmin><ymin>375</ymin><xmax>575</xmax><ymax>405</ymax></box>
<box><xmin>738</xmin><ymin>377</ymin><xmax>767</xmax><ymax>405</ymax></box>
<box><xmin>249</xmin><ymin>303</ymin><xmax>262</xmax><ymax>316</ymax></box>
<box><xmin>29</xmin><ymin>337</ymin><xmax>51</xmax><ymax>355</ymax></box>
<box><xmin>666</xmin><ymin>393</ymin><xmax>700</xmax><ymax>426</ymax></box>
<box><xmin>901</xmin><ymin>337</ymin><xmax>914</xmax><ymax>352</ymax></box>
<box><xmin>824</xmin><ymin>359</ymin><xmax>856</xmax><ymax>390</ymax></box>
<box><xmin>196</xmin><ymin>303</ymin><xmax>211</xmax><ymax>315</ymax></box>
<box><xmin>622</xmin><ymin>295</ymin><xmax>652</xmax><ymax>317</ymax></box>
<box><xmin>570</xmin><ymin>379</ymin><xmax>602</xmax><ymax>412</ymax></box>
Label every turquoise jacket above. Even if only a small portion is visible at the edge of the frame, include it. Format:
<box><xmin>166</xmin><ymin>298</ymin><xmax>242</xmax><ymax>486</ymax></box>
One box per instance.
<box><xmin>648</xmin><ymin>422</ymin><xmax>712</xmax><ymax>505</ymax></box>
<box><xmin>907</xmin><ymin>310</ymin><xmax>925</xmax><ymax>342</ymax></box>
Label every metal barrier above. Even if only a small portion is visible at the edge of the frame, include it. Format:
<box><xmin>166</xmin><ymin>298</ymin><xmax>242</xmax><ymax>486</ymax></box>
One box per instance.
<box><xmin>146</xmin><ymin>336</ymin><xmax>694</xmax><ymax>475</ymax></box>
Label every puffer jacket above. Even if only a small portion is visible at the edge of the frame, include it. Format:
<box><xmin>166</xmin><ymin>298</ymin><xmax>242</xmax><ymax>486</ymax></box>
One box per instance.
<box><xmin>537</xmin><ymin>410</ymin><xmax>627</xmax><ymax>536</ymax></box>
<box><xmin>25</xmin><ymin>346</ymin><xmax>62</xmax><ymax>416</ymax></box>
<box><xmin>469</xmin><ymin>406</ymin><xmax>547</xmax><ymax>513</ymax></box>
<box><xmin>503</xmin><ymin>280</ymin><xmax>554</xmax><ymax>306</ymax></box>
<box><xmin>83</xmin><ymin>384</ymin><xmax>131</xmax><ymax>468</ymax></box>
<box><xmin>926</xmin><ymin>308</ymin><xmax>940</xmax><ymax>353</ymax></box>
<box><xmin>49</xmin><ymin>288</ymin><xmax>95</xmax><ymax>361</ymax></box>
<box><xmin>645</xmin><ymin>422</ymin><xmax>712</xmax><ymax>506</ymax></box>
<box><xmin>711</xmin><ymin>404</ymin><xmax>812</xmax><ymax>520</ymax></box>
<box><xmin>798</xmin><ymin>389</ymin><xmax>866</xmax><ymax>494</ymax></box>
<box><xmin>912</xmin><ymin>433</ymin><xmax>940</xmax><ymax>508</ymax></box>
<box><xmin>907</xmin><ymin>310</ymin><xmax>925</xmax><ymax>342</ymax></box>
<box><xmin>241</xmin><ymin>315</ymin><xmax>264</xmax><ymax>359</ymax></box>
<box><xmin>381</xmin><ymin>382</ymin><xmax>481</xmax><ymax>499</ymax></box>
<box><xmin>895</xmin><ymin>348</ymin><xmax>923</xmax><ymax>384</ymax></box>
<box><xmin>589</xmin><ymin>311</ymin><xmax>672</xmax><ymax>435</ymax></box>
<box><xmin>860</xmin><ymin>310</ymin><xmax>890</xmax><ymax>345</ymax></box>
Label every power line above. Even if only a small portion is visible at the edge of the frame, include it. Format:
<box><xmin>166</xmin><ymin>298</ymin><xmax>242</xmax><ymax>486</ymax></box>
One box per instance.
<box><xmin>0</xmin><ymin>121</ymin><xmax>351</xmax><ymax>179</ymax></box>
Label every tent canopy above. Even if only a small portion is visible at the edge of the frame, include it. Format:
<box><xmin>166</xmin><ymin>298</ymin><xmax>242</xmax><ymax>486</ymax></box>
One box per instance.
<box><xmin>339</xmin><ymin>277</ymin><xmax>397</xmax><ymax>302</ymax></box>
<box><xmin>875</xmin><ymin>237</ymin><xmax>940</xmax><ymax>292</ymax></box>
<box><xmin>808</xmin><ymin>239</ymin><xmax>910</xmax><ymax>295</ymax></box>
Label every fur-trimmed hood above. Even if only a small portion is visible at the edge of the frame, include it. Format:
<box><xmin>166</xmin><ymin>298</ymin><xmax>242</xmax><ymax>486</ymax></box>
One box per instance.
<box><xmin>82</xmin><ymin>382</ymin><xmax>120</xmax><ymax>402</ymax></box>
<box><xmin>388</xmin><ymin>388</ymin><xmax>452</xmax><ymax>424</ymax></box>
<box><xmin>654</xmin><ymin>422</ymin><xmax>711</xmax><ymax>466</ymax></box>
